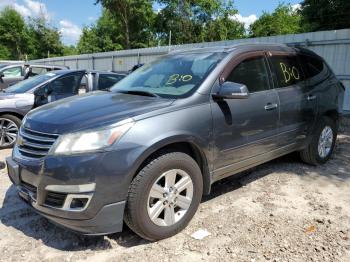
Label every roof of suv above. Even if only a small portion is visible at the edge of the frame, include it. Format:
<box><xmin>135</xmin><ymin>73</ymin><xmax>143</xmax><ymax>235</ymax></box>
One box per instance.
<box><xmin>170</xmin><ymin>43</ymin><xmax>297</xmax><ymax>55</ymax></box>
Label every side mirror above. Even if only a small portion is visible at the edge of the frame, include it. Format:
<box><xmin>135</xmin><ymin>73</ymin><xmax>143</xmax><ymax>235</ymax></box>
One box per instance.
<box><xmin>213</xmin><ymin>81</ymin><xmax>249</xmax><ymax>100</ymax></box>
<box><xmin>0</xmin><ymin>73</ymin><xmax>4</xmax><ymax>83</ymax></box>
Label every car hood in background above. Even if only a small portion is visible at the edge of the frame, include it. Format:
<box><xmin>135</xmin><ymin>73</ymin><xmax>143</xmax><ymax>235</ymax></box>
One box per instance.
<box><xmin>25</xmin><ymin>91</ymin><xmax>175</xmax><ymax>134</ymax></box>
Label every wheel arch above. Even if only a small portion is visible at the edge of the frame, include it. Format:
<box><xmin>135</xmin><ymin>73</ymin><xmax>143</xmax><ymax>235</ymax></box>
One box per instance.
<box><xmin>0</xmin><ymin>110</ymin><xmax>25</xmax><ymax>121</ymax></box>
<box><xmin>131</xmin><ymin>137</ymin><xmax>212</xmax><ymax>196</ymax></box>
<box><xmin>322</xmin><ymin>109</ymin><xmax>340</xmax><ymax>129</ymax></box>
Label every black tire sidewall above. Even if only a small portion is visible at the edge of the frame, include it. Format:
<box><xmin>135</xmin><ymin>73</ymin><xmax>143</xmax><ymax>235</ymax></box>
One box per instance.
<box><xmin>128</xmin><ymin>152</ymin><xmax>203</xmax><ymax>240</ymax></box>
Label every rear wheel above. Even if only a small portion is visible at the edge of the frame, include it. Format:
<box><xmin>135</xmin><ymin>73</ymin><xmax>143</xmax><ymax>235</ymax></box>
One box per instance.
<box><xmin>300</xmin><ymin>116</ymin><xmax>337</xmax><ymax>165</ymax></box>
<box><xmin>124</xmin><ymin>152</ymin><xmax>203</xmax><ymax>241</ymax></box>
<box><xmin>0</xmin><ymin>115</ymin><xmax>21</xmax><ymax>149</ymax></box>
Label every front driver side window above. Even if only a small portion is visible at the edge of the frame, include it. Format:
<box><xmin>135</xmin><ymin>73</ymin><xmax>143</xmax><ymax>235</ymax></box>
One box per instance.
<box><xmin>50</xmin><ymin>74</ymin><xmax>82</xmax><ymax>95</ymax></box>
<box><xmin>226</xmin><ymin>56</ymin><xmax>270</xmax><ymax>93</ymax></box>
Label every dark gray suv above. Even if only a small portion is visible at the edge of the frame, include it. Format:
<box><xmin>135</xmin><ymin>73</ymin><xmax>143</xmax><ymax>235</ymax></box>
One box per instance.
<box><xmin>6</xmin><ymin>44</ymin><xmax>344</xmax><ymax>240</ymax></box>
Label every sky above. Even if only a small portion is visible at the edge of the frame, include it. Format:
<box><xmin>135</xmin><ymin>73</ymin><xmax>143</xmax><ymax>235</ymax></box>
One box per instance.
<box><xmin>0</xmin><ymin>0</ymin><xmax>302</xmax><ymax>46</ymax></box>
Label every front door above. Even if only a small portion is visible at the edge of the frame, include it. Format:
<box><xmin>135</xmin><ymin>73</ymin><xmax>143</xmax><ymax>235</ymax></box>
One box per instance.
<box><xmin>0</xmin><ymin>66</ymin><xmax>24</xmax><ymax>89</ymax></box>
<box><xmin>34</xmin><ymin>72</ymin><xmax>85</xmax><ymax>107</ymax></box>
<box><xmin>211</xmin><ymin>52</ymin><xmax>279</xmax><ymax>179</ymax></box>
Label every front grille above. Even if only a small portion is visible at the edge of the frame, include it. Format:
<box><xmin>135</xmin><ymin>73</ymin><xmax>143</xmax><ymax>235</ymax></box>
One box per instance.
<box><xmin>20</xmin><ymin>181</ymin><xmax>37</xmax><ymax>200</ymax></box>
<box><xmin>17</xmin><ymin>127</ymin><xmax>59</xmax><ymax>159</ymax></box>
<box><xmin>45</xmin><ymin>191</ymin><xmax>67</xmax><ymax>208</ymax></box>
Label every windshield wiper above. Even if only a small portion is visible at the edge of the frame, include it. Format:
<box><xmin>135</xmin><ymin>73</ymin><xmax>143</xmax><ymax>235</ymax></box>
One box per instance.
<box><xmin>117</xmin><ymin>90</ymin><xmax>159</xmax><ymax>98</ymax></box>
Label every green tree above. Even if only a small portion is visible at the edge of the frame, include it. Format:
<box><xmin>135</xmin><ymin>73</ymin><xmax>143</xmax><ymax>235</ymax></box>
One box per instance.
<box><xmin>0</xmin><ymin>7</ymin><xmax>29</xmax><ymax>59</ymax></box>
<box><xmin>203</xmin><ymin>1</ymin><xmax>245</xmax><ymax>42</ymax></box>
<box><xmin>63</xmin><ymin>45</ymin><xmax>78</xmax><ymax>56</ymax></box>
<box><xmin>249</xmin><ymin>4</ymin><xmax>303</xmax><ymax>37</ymax></box>
<box><xmin>155</xmin><ymin>0</ymin><xmax>244</xmax><ymax>45</ymax></box>
<box><xmin>96</xmin><ymin>0</ymin><xmax>156</xmax><ymax>49</ymax></box>
<box><xmin>300</xmin><ymin>0</ymin><xmax>350</xmax><ymax>31</ymax></box>
<box><xmin>77</xmin><ymin>9</ymin><xmax>123</xmax><ymax>54</ymax></box>
<box><xmin>27</xmin><ymin>18</ymin><xmax>64</xmax><ymax>59</ymax></box>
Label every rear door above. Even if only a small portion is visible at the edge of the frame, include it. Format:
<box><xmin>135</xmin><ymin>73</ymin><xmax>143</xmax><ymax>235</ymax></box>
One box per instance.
<box><xmin>211</xmin><ymin>52</ymin><xmax>280</xmax><ymax>179</ymax></box>
<box><xmin>268</xmin><ymin>52</ymin><xmax>315</xmax><ymax>146</ymax></box>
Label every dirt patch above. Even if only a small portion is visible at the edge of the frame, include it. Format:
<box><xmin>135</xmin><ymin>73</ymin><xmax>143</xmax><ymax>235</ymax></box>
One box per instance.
<box><xmin>0</xmin><ymin>120</ymin><xmax>350</xmax><ymax>262</ymax></box>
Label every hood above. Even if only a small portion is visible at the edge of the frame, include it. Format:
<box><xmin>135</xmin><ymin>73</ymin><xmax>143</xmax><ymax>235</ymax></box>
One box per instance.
<box><xmin>25</xmin><ymin>91</ymin><xmax>174</xmax><ymax>134</ymax></box>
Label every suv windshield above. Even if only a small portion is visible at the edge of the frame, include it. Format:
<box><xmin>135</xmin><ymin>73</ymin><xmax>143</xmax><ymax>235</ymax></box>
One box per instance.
<box><xmin>4</xmin><ymin>73</ymin><xmax>56</xmax><ymax>94</ymax></box>
<box><xmin>111</xmin><ymin>52</ymin><xmax>225</xmax><ymax>98</ymax></box>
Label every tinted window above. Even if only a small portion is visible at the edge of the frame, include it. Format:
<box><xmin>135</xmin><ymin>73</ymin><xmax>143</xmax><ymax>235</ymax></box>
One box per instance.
<box><xmin>98</xmin><ymin>74</ymin><xmax>124</xmax><ymax>90</ymax></box>
<box><xmin>271</xmin><ymin>56</ymin><xmax>304</xmax><ymax>88</ymax></box>
<box><xmin>111</xmin><ymin>52</ymin><xmax>225</xmax><ymax>98</ymax></box>
<box><xmin>226</xmin><ymin>56</ymin><xmax>270</xmax><ymax>93</ymax></box>
<box><xmin>50</xmin><ymin>74</ymin><xmax>82</xmax><ymax>95</ymax></box>
<box><xmin>300</xmin><ymin>55</ymin><xmax>325</xmax><ymax>78</ymax></box>
<box><xmin>2</xmin><ymin>66</ymin><xmax>22</xmax><ymax>77</ymax></box>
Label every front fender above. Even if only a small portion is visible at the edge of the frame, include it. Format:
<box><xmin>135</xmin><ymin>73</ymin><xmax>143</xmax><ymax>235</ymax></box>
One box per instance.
<box><xmin>117</xmin><ymin>104</ymin><xmax>213</xmax><ymax>195</ymax></box>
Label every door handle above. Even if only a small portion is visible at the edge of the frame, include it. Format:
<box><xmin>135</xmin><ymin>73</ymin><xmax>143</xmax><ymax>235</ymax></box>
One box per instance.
<box><xmin>264</xmin><ymin>103</ymin><xmax>278</xmax><ymax>111</ymax></box>
<box><xmin>307</xmin><ymin>94</ymin><xmax>316</xmax><ymax>101</ymax></box>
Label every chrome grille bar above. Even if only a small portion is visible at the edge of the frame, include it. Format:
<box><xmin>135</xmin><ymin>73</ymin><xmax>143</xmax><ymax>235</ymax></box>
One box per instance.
<box><xmin>17</xmin><ymin>127</ymin><xmax>59</xmax><ymax>159</ymax></box>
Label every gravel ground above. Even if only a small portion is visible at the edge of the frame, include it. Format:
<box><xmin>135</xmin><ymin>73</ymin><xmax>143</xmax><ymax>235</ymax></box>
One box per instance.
<box><xmin>0</xmin><ymin>118</ymin><xmax>350</xmax><ymax>262</ymax></box>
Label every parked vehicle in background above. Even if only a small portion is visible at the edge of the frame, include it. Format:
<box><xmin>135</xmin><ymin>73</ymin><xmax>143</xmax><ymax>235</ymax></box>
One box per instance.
<box><xmin>0</xmin><ymin>70</ymin><xmax>125</xmax><ymax>149</ymax></box>
<box><xmin>6</xmin><ymin>44</ymin><xmax>344</xmax><ymax>240</ymax></box>
<box><xmin>0</xmin><ymin>64</ymin><xmax>69</xmax><ymax>90</ymax></box>
<box><xmin>81</xmin><ymin>71</ymin><xmax>126</xmax><ymax>94</ymax></box>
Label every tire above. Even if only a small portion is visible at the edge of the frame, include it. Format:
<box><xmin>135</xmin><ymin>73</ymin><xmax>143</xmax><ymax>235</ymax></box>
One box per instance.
<box><xmin>0</xmin><ymin>114</ymin><xmax>21</xmax><ymax>149</ymax></box>
<box><xmin>124</xmin><ymin>152</ymin><xmax>203</xmax><ymax>241</ymax></box>
<box><xmin>300</xmin><ymin>116</ymin><xmax>337</xmax><ymax>165</ymax></box>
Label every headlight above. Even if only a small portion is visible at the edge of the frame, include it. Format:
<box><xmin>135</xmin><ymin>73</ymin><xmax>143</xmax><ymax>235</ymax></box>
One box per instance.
<box><xmin>50</xmin><ymin>119</ymin><xmax>135</xmax><ymax>154</ymax></box>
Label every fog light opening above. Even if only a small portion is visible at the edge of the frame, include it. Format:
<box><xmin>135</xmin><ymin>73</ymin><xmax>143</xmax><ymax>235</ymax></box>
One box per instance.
<box><xmin>70</xmin><ymin>197</ymin><xmax>89</xmax><ymax>209</ymax></box>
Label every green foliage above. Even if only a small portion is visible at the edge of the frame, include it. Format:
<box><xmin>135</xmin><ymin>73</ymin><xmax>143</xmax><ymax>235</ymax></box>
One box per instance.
<box><xmin>155</xmin><ymin>0</ymin><xmax>245</xmax><ymax>45</ymax></box>
<box><xmin>301</xmin><ymin>0</ymin><xmax>350</xmax><ymax>31</ymax></box>
<box><xmin>249</xmin><ymin>4</ymin><xmax>303</xmax><ymax>37</ymax></box>
<box><xmin>77</xmin><ymin>10</ymin><xmax>123</xmax><ymax>54</ymax></box>
<box><xmin>0</xmin><ymin>7</ymin><xmax>65</xmax><ymax>60</ymax></box>
<box><xmin>0</xmin><ymin>7</ymin><xmax>29</xmax><ymax>59</ymax></box>
<box><xmin>63</xmin><ymin>45</ymin><xmax>78</xmax><ymax>56</ymax></box>
<box><xmin>96</xmin><ymin>0</ymin><xmax>156</xmax><ymax>49</ymax></box>
<box><xmin>27</xmin><ymin>18</ymin><xmax>64</xmax><ymax>59</ymax></box>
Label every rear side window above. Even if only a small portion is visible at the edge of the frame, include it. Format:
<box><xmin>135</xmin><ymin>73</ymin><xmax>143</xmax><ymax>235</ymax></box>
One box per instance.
<box><xmin>270</xmin><ymin>56</ymin><xmax>304</xmax><ymax>88</ymax></box>
<box><xmin>226</xmin><ymin>56</ymin><xmax>270</xmax><ymax>93</ymax></box>
<box><xmin>98</xmin><ymin>74</ymin><xmax>124</xmax><ymax>90</ymax></box>
<box><xmin>299</xmin><ymin>55</ymin><xmax>326</xmax><ymax>79</ymax></box>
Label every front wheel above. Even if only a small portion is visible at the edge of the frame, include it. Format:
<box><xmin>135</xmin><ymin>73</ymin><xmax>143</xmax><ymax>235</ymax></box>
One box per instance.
<box><xmin>0</xmin><ymin>115</ymin><xmax>21</xmax><ymax>149</ymax></box>
<box><xmin>124</xmin><ymin>152</ymin><xmax>203</xmax><ymax>241</ymax></box>
<box><xmin>300</xmin><ymin>116</ymin><xmax>337</xmax><ymax>165</ymax></box>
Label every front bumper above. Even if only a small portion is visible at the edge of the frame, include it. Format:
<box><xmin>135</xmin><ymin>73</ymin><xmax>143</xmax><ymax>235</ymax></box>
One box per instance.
<box><xmin>6</xmin><ymin>147</ymin><xmax>135</xmax><ymax>235</ymax></box>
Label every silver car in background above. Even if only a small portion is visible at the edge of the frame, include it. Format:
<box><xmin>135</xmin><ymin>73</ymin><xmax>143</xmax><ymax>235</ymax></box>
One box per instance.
<box><xmin>0</xmin><ymin>70</ymin><xmax>126</xmax><ymax>149</ymax></box>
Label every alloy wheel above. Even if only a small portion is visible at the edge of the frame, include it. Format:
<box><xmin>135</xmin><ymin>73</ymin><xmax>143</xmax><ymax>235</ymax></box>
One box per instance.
<box><xmin>318</xmin><ymin>126</ymin><xmax>333</xmax><ymax>158</ymax></box>
<box><xmin>0</xmin><ymin>118</ymin><xmax>18</xmax><ymax>147</ymax></box>
<box><xmin>147</xmin><ymin>169</ymin><xmax>194</xmax><ymax>227</ymax></box>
